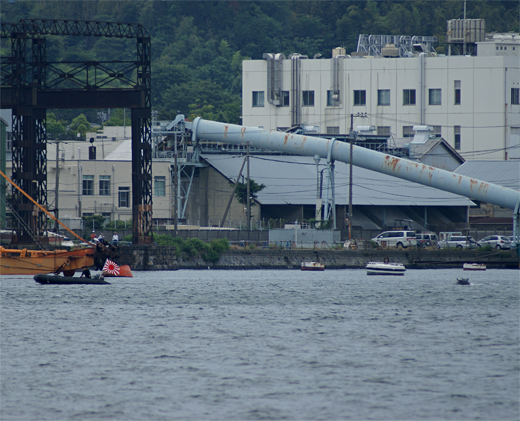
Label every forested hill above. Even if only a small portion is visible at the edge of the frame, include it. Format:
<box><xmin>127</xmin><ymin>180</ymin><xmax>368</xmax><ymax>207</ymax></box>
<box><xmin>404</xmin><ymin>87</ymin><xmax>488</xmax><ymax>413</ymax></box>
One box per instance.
<box><xmin>2</xmin><ymin>1</ymin><xmax>518</xmax><ymax>127</ymax></box>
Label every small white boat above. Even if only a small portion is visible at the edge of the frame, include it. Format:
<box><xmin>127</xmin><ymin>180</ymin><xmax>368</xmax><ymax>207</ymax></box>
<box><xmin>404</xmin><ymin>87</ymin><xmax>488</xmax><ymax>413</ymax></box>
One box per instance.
<box><xmin>463</xmin><ymin>263</ymin><xmax>486</xmax><ymax>271</ymax></box>
<box><xmin>301</xmin><ymin>261</ymin><xmax>325</xmax><ymax>271</ymax></box>
<box><xmin>366</xmin><ymin>261</ymin><xmax>406</xmax><ymax>276</ymax></box>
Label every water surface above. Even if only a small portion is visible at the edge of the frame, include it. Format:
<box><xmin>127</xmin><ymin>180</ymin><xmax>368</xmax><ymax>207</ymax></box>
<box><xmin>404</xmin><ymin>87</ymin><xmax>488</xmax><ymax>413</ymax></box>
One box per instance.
<box><xmin>1</xmin><ymin>269</ymin><xmax>518</xmax><ymax>420</ymax></box>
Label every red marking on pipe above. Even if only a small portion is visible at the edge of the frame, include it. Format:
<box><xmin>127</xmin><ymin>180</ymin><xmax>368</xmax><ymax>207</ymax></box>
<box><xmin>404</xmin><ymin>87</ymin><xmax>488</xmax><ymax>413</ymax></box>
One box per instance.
<box><xmin>284</xmin><ymin>134</ymin><xmax>289</xmax><ymax>145</ymax></box>
<box><xmin>241</xmin><ymin>126</ymin><xmax>246</xmax><ymax>139</ymax></box>
<box><xmin>224</xmin><ymin>125</ymin><xmax>229</xmax><ymax>138</ymax></box>
<box><xmin>383</xmin><ymin>155</ymin><xmax>400</xmax><ymax>172</ymax></box>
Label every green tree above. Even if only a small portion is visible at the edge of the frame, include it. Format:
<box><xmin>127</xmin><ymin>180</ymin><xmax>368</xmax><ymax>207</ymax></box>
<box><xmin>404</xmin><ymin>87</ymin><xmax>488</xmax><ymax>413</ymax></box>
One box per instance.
<box><xmin>82</xmin><ymin>214</ymin><xmax>107</xmax><ymax>231</ymax></box>
<box><xmin>68</xmin><ymin>114</ymin><xmax>91</xmax><ymax>138</ymax></box>
<box><xmin>233</xmin><ymin>179</ymin><xmax>266</xmax><ymax>206</ymax></box>
<box><xmin>46</xmin><ymin>112</ymin><xmax>66</xmax><ymax>140</ymax></box>
<box><xmin>104</xmin><ymin>109</ymin><xmax>130</xmax><ymax>127</ymax></box>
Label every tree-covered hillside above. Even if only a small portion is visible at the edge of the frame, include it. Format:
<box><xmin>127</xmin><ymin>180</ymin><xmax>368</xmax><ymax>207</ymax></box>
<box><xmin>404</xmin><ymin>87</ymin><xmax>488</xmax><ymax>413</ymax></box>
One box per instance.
<box><xmin>2</xmin><ymin>1</ymin><xmax>518</xmax><ymax>127</ymax></box>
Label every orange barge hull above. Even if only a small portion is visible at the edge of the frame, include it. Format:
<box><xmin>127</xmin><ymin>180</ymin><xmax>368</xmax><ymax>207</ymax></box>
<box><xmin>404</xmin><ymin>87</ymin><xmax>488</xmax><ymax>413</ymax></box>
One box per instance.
<box><xmin>0</xmin><ymin>246</ymin><xmax>95</xmax><ymax>276</ymax></box>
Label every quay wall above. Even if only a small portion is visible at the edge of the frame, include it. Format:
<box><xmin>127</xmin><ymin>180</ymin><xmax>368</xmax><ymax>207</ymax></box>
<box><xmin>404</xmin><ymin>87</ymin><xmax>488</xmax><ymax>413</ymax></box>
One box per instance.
<box><xmin>117</xmin><ymin>246</ymin><xmax>519</xmax><ymax>271</ymax></box>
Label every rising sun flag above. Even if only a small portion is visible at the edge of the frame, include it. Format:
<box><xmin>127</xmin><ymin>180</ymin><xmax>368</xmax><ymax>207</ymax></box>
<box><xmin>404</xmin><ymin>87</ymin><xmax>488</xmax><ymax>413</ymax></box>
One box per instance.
<box><xmin>102</xmin><ymin>259</ymin><xmax>120</xmax><ymax>276</ymax></box>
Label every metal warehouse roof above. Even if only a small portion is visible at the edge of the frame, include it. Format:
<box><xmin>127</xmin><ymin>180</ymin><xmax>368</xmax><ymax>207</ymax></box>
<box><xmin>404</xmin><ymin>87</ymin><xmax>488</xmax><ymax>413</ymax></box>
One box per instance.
<box><xmin>202</xmin><ymin>154</ymin><xmax>474</xmax><ymax>207</ymax></box>
<box><xmin>454</xmin><ymin>161</ymin><xmax>519</xmax><ymax>192</ymax></box>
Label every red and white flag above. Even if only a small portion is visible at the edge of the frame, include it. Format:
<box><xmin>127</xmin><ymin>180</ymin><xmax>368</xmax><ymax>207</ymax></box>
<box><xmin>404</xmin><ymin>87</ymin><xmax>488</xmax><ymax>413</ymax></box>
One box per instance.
<box><xmin>102</xmin><ymin>259</ymin><xmax>120</xmax><ymax>276</ymax></box>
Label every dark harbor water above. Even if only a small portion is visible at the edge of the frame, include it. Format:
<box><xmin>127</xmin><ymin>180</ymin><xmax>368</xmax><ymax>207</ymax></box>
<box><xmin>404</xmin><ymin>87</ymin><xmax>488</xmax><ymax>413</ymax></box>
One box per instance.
<box><xmin>1</xmin><ymin>269</ymin><xmax>518</xmax><ymax>420</ymax></box>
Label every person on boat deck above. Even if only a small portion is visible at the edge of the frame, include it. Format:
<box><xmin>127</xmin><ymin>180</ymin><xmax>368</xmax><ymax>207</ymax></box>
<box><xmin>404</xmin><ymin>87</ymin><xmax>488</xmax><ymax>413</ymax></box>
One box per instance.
<box><xmin>90</xmin><ymin>229</ymin><xmax>96</xmax><ymax>240</ymax></box>
<box><xmin>111</xmin><ymin>232</ymin><xmax>119</xmax><ymax>245</ymax></box>
<box><xmin>80</xmin><ymin>267</ymin><xmax>91</xmax><ymax>278</ymax></box>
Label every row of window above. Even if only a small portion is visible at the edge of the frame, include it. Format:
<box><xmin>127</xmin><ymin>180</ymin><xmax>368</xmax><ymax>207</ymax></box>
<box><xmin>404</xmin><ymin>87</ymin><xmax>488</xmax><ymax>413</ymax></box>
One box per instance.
<box><xmin>253</xmin><ymin>87</ymin><xmax>520</xmax><ymax>107</ymax></box>
<box><xmin>82</xmin><ymin>175</ymin><xmax>166</xmax><ymax>205</ymax></box>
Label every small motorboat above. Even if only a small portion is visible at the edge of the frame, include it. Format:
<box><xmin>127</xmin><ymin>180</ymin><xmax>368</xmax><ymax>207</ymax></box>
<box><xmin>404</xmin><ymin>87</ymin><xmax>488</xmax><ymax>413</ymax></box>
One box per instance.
<box><xmin>301</xmin><ymin>261</ymin><xmax>325</xmax><ymax>271</ymax></box>
<box><xmin>34</xmin><ymin>273</ymin><xmax>110</xmax><ymax>285</ymax></box>
<box><xmin>457</xmin><ymin>277</ymin><xmax>470</xmax><ymax>285</ymax></box>
<box><xmin>366</xmin><ymin>261</ymin><xmax>406</xmax><ymax>276</ymax></box>
<box><xmin>463</xmin><ymin>263</ymin><xmax>486</xmax><ymax>271</ymax></box>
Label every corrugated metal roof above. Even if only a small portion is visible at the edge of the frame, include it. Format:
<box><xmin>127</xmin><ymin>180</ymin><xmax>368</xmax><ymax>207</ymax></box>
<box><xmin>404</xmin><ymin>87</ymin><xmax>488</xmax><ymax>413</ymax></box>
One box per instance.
<box><xmin>454</xmin><ymin>161</ymin><xmax>519</xmax><ymax>191</ymax></box>
<box><xmin>202</xmin><ymin>154</ymin><xmax>474</xmax><ymax>207</ymax></box>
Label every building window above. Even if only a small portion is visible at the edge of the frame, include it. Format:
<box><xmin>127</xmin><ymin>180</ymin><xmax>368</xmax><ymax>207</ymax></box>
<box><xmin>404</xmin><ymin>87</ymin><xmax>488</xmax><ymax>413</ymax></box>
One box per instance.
<box><xmin>327</xmin><ymin>91</ymin><xmax>334</xmax><ymax>106</ymax></box>
<box><xmin>377</xmin><ymin>89</ymin><xmax>390</xmax><ymax>106</ymax></box>
<box><xmin>354</xmin><ymin>90</ymin><xmax>366</xmax><ymax>106</ymax></box>
<box><xmin>99</xmin><ymin>175</ymin><xmax>110</xmax><ymax>196</ymax></box>
<box><xmin>118</xmin><ymin>187</ymin><xmax>130</xmax><ymax>208</ymax></box>
<box><xmin>102</xmin><ymin>212</ymin><xmax>111</xmax><ymax>222</ymax></box>
<box><xmin>454</xmin><ymin>125</ymin><xmax>461</xmax><ymax>150</ymax></box>
<box><xmin>302</xmin><ymin>90</ymin><xmax>314</xmax><ymax>106</ymax></box>
<box><xmin>252</xmin><ymin>91</ymin><xmax>264</xmax><ymax>107</ymax></box>
<box><xmin>327</xmin><ymin>126</ymin><xmax>340</xmax><ymax>135</ymax></box>
<box><xmin>327</xmin><ymin>90</ymin><xmax>340</xmax><ymax>106</ymax></box>
<box><xmin>154</xmin><ymin>176</ymin><xmax>165</xmax><ymax>197</ymax></box>
<box><xmin>403</xmin><ymin>89</ymin><xmax>416</xmax><ymax>106</ymax></box>
<box><xmin>429</xmin><ymin>89</ymin><xmax>441</xmax><ymax>105</ymax></box>
<box><xmin>403</xmin><ymin>126</ymin><xmax>414</xmax><ymax>138</ymax></box>
<box><xmin>432</xmin><ymin>126</ymin><xmax>442</xmax><ymax>138</ymax></box>
<box><xmin>281</xmin><ymin>91</ymin><xmax>290</xmax><ymax>107</ymax></box>
<box><xmin>377</xmin><ymin>126</ymin><xmax>391</xmax><ymax>137</ymax></box>
<box><xmin>512</xmin><ymin>88</ymin><xmax>520</xmax><ymax>105</ymax></box>
<box><xmin>82</xmin><ymin>175</ymin><xmax>94</xmax><ymax>196</ymax></box>
<box><xmin>454</xmin><ymin>80</ymin><xmax>461</xmax><ymax>105</ymax></box>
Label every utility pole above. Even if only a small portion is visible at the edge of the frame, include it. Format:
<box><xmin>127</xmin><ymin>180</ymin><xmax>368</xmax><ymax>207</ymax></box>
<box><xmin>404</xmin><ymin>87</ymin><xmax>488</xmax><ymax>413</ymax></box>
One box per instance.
<box><xmin>348</xmin><ymin>113</ymin><xmax>367</xmax><ymax>239</ymax></box>
<box><xmin>173</xmin><ymin>133</ymin><xmax>178</xmax><ymax>236</ymax></box>
<box><xmin>54</xmin><ymin>141</ymin><xmax>60</xmax><ymax>233</ymax></box>
<box><xmin>246</xmin><ymin>143</ymin><xmax>251</xmax><ymax>231</ymax></box>
<box><xmin>221</xmin><ymin>155</ymin><xmax>247</xmax><ymax>227</ymax></box>
<box><xmin>348</xmin><ymin>115</ymin><xmax>354</xmax><ymax>239</ymax></box>
<box><xmin>78</xmin><ymin>147</ymin><xmax>82</xmax><ymax>218</ymax></box>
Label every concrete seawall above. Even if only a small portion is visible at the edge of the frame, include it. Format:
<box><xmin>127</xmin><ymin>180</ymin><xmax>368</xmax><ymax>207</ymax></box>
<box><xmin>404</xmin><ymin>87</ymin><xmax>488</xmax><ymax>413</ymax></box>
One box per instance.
<box><xmin>117</xmin><ymin>246</ymin><xmax>519</xmax><ymax>271</ymax></box>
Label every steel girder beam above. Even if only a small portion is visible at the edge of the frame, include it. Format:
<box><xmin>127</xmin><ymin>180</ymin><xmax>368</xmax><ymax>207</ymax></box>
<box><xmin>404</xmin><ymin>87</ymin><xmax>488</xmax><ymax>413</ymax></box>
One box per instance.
<box><xmin>1</xmin><ymin>88</ymin><xmax>144</xmax><ymax>110</ymax></box>
<box><xmin>1</xmin><ymin>19</ymin><xmax>148</xmax><ymax>39</ymax></box>
<box><xmin>131</xmin><ymin>35</ymin><xmax>153</xmax><ymax>244</ymax></box>
<box><xmin>10</xmin><ymin>36</ymin><xmax>48</xmax><ymax>241</ymax></box>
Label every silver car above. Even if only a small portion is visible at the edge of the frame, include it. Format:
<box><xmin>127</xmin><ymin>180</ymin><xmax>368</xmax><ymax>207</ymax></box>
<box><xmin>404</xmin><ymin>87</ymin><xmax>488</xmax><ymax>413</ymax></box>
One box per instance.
<box><xmin>477</xmin><ymin>235</ymin><xmax>511</xmax><ymax>250</ymax></box>
<box><xmin>437</xmin><ymin>235</ymin><xmax>477</xmax><ymax>249</ymax></box>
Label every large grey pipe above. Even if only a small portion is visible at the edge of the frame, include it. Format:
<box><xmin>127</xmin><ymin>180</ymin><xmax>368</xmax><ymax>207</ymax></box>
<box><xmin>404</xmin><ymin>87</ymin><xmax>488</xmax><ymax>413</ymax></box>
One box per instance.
<box><xmin>191</xmin><ymin>118</ymin><xmax>520</xmax><ymax>210</ymax></box>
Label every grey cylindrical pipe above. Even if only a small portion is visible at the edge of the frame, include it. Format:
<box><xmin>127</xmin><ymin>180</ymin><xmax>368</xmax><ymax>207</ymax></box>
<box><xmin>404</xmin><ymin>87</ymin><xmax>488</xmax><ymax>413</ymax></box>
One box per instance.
<box><xmin>191</xmin><ymin>117</ymin><xmax>520</xmax><ymax>210</ymax></box>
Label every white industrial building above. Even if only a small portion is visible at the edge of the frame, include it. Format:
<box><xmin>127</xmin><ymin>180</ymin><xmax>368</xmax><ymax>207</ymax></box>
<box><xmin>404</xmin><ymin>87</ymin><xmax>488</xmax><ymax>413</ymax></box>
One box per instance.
<box><xmin>241</xmin><ymin>33</ymin><xmax>520</xmax><ymax>161</ymax></box>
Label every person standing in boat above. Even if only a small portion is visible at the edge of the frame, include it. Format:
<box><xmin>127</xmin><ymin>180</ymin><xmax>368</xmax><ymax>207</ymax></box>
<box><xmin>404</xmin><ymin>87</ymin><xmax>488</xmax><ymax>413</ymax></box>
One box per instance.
<box><xmin>111</xmin><ymin>232</ymin><xmax>119</xmax><ymax>245</ymax></box>
<box><xmin>80</xmin><ymin>267</ymin><xmax>91</xmax><ymax>278</ymax></box>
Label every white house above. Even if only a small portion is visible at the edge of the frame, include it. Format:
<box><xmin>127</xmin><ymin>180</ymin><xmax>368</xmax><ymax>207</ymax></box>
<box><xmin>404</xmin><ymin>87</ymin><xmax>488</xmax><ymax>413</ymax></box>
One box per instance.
<box><xmin>241</xmin><ymin>34</ymin><xmax>520</xmax><ymax>161</ymax></box>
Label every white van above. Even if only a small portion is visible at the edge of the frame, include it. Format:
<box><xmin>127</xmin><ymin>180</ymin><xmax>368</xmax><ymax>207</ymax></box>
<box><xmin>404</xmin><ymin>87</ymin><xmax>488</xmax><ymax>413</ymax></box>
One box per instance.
<box><xmin>371</xmin><ymin>231</ymin><xmax>417</xmax><ymax>248</ymax></box>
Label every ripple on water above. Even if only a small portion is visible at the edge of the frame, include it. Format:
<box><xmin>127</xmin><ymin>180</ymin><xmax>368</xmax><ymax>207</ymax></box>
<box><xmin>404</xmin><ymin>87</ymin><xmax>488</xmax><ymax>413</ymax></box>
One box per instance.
<box><xmin>1</xmin><ymin>269</ymin><xmax>518</xmax><ymax>420</ymax></box>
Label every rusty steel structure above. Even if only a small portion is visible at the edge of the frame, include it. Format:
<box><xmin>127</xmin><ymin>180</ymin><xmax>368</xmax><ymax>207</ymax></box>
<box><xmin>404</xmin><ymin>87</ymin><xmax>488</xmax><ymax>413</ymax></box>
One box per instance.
<box><xmin>0</xmin><ymin>19</ymin><xmax>152</xmax><ymax>244</ymax></box>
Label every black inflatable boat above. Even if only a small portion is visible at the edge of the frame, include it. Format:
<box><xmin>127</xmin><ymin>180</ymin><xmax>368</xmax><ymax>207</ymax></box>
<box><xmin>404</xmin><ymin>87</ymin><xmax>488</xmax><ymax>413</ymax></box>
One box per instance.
<box><xmin>34</xmin><ymin>274</ymin><xmax>110</xmax><ymax>285</ymax></box>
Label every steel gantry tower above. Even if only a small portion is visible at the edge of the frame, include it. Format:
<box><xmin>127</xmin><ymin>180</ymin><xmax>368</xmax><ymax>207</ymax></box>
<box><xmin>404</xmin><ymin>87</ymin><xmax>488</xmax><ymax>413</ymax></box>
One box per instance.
<box><xmin>1</xmin><ymin>19</ymin><xmax>153</xmax><ymax>244</ymax></box>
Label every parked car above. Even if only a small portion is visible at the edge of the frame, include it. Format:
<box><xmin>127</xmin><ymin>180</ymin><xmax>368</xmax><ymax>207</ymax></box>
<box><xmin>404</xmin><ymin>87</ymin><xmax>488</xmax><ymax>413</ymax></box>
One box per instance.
<box><xmin>371</xmin><ymin>230</ymin><xmax>417</xmax><ymax>248</ymax></box>
<box><xmin>437</xmin><ymin>235</ymin><xmax>477</xmax><ymax>249</ymax></box>
<box><xmin>477</xmin><ymin>235</ymin><xmax>511</xmax><ymax>250</ymax></box>
<box><xmin>416</xmin><ymin>233</ymin><xmax>438</xmax><ymax>247</ymax></box>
